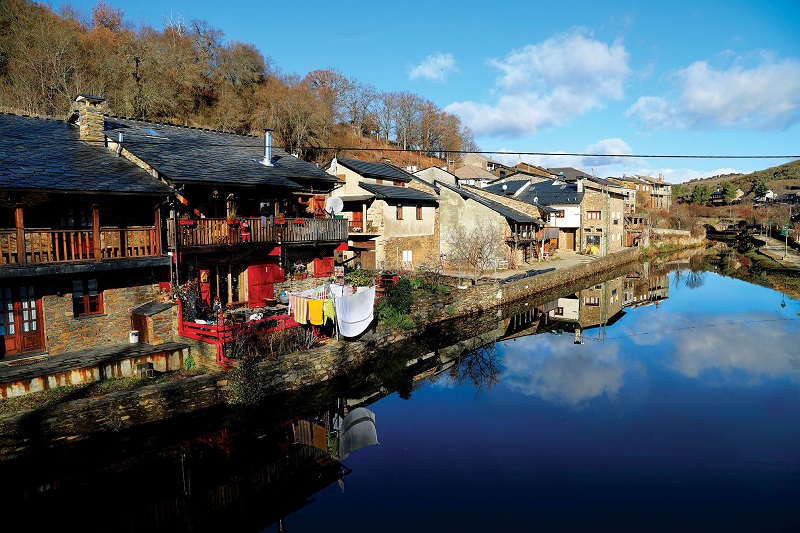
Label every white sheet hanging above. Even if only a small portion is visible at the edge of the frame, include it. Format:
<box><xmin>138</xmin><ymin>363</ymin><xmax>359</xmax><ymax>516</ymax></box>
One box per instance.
<box><xmin>333</xmin><ymin>286</ymin><xmax>376</xmax><ymax>337</ymax></box>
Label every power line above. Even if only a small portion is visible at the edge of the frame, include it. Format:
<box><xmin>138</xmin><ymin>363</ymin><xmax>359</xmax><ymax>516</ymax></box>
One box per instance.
<box><xmin>2</xmin><ymin>129</ymin><xmax>798</xmax><ymax>159</ymax></box>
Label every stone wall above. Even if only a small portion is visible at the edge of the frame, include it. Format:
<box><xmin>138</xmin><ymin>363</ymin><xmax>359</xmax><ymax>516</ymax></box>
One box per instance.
<box><xmin>44</xmin><ymin>272</ymin><xmax>161</xmax><ymax>355</ymax></box>
<box><xmin>0</xmin><ymin>373</ymin><xmax>229</xmax><ymax>457</ymax></box>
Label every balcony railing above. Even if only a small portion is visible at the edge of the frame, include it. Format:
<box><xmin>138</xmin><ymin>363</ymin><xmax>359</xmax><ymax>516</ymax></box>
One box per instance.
<box><xmin>1</xmin><ymin>227</ymin><xmax>159</xmax><ymax>266</ymax></box>
<box><xmin>170</xmin><ymin>217</ymin><xmax>348</xmax><ymax>248</ymax></box>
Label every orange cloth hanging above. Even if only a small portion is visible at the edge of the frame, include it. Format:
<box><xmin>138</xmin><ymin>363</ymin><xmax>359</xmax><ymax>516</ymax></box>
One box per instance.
<box><xmin>308</xmin><ymin>299</ymin><xmax>324</xmax><ymax>325</ymax></box>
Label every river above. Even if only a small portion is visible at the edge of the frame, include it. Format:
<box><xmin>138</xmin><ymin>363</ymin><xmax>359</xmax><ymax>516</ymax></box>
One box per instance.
<box><xmin>1</xmin><ymin>254</ymin><xmax>799</xmax><ymax>532</ymax></box>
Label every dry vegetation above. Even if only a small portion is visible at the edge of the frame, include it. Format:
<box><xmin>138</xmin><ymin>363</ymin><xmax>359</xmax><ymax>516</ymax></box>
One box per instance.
<box><xmin>0</xmin><ymin>0</ymin><xmax>474</xmax><ymax>167</ymax></box>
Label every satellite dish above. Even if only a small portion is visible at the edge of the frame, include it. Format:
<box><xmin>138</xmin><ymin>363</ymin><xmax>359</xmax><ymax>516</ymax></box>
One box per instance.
<box><xmin>533</xmin><ymin>197</ymin><xmax>538</xmax><ymax>203</ymax></box>
<box><xmin>325</xmin><ymin>196</ymin><xmax>343</xmax><ymax>216</ymax></box>
<box><xmin>502</xmin><ymin>184</ymin><xmax>508</xmax><ymax>190</ymax></box>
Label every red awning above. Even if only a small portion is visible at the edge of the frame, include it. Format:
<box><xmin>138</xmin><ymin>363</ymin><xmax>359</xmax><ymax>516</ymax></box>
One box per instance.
<box><xmin>335</xmin><ymin>242</ymin><xmax>349</xmax><ymax>251</ymax></box>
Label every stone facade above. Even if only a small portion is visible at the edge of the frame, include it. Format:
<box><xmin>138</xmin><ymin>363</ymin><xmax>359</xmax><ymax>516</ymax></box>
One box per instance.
<box><xmin>580</xmin><ymin>188</ymin><xmax>626</xmax><ymax>253</ymax></box>
<box><xmin>44</xmin><ymin>272</ymin><xmax>162</xmax><ymax>355</ymax></box>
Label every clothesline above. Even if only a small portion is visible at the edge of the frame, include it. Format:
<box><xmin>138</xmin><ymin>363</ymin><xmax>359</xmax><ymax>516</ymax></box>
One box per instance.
<box><xmin>287</xmin><ymin>283</ymin><xmax>377</xmax><ymax>337</ymax></box>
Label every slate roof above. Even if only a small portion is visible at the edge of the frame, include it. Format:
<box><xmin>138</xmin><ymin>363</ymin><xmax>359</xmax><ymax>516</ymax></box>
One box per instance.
<box><xmin>437</xmin><ymin>181</ymin><xmax>542</xmax><ymax>224</ymax></box>
<box><xmin>357</xmin><ymin>182</ymin><xmax>438</xmax><ymax>203</ymax></box>
<box><xmin>104</xmin><ymin>117</ymin><xmax>338</xmax><ymax>190</ymax></box>
<box><xmin>0</xmin><ymin>113</ymin><xmax>172</xmax><ymax>195</ymax></box>
<box><xmin>336</xmin><ymin>157</ymin><xmax>415</xmax><ymax>182</ymax></box>
<box><xmin>548</xmin><ymin>167</ymin><xmax>592</xmax><ymax>181</ymax></box>
<box><xmin>483</xmin><ymin>179</ymin><xmax>584</xmax><ymax>205</ymax></box>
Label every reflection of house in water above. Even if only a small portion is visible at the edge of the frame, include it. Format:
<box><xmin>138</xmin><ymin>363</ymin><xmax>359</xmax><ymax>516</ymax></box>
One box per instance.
<box><xmin>623</xmin><ymin>271</ymin><xmax>670</xmax><ymax>308</ymax></box>
<box><xmin>544</xmin><ymin>276</ymin><xmax>627</xmax><ymax>342</ymax></box>
<box><xmin>1</xmin><ymin>396</ymin><xmax>382</xmax><ymax>532</ymax></box>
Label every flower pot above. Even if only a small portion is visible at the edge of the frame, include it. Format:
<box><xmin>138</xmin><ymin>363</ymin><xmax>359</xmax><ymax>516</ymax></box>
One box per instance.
<box><xmin>179</xmin><ymin>219</ymin><xmax>196</xmax><ymax>227</ymax></box>
<box><xmin>293</xmin><ymin>218</ymin><xmax>305</xmax><ymax>225</ymax></box>
<box><xmin>274</xmin><ymin>219</ymin><xmax>286</xmax><ymax>225</ymax></box>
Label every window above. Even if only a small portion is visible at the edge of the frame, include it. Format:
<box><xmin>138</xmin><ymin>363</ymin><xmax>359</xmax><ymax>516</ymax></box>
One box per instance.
<box><xmin>587</xmin><ymin>211</ymin><xmax>601</xmax><ymax>220</ymax></box>
<box><xmin>402</xmin><ymin>250</ymin><xmax>413</xmax><ymax>263</ymax></box>
<box><xmin>554</xmin><ymin>307</ymin><xmax>564</xmax><ymax>316</ymax></box>
<box><xmin>584</xmin><ymin>296</ymin><xmax>600</xmax><ymax>306</ymax></box>
<box><xmin>73</xmin><ymin>279</ymin><xmax>103</xmax><ymax>317</ymax></box>
<box><xmin>376</xmin><ymin>178</ymin><xmax>384</xmax><ymax>184</ymax></box>
<box><xmin>554</xmin><ymin>210</ymin><xmax>565</xmax><ymax>218</ymax></box>
<box><xmin>394</xmin><ymin>181</ymin><xmax>404</xmax><ymax>186</ymax></box>
<box><xmin>416</xmin><ymin>205</ymin><xmax>423</xmax><ymax>220</ymax></box>
<box><xmin>396</xmin><ymin>204</ymin><xmax>404</xmax><ymax>220</ymax></box>
<box><xmin>586</xmin><ymin>235</ymin><xmax>601</xmax><ymax>246</ymax></box>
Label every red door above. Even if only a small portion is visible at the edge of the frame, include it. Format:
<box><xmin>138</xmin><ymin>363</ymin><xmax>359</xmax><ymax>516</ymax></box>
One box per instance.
<box><xmin>1</xmin><ymin>285</ymin><xmax>44</xmax><ymax>358</ymax></box>
<box><xmin>247</xmin><ymin>261</ymin><xmax>284</xmax><ymax>305</ymax></box>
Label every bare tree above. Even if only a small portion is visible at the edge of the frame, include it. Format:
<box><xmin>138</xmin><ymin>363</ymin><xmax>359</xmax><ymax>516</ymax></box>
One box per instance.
<box><xmin>446</xmin><ymin>217</ymin><xmax>504</xmax><ymax>283</ymax></box>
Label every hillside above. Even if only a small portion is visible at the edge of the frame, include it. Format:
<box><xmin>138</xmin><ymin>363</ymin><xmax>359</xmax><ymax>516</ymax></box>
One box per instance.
<box><xmin>683</xmin><ymin>159</ymin><xmax>800</xmax><ymax>198</ymax></box>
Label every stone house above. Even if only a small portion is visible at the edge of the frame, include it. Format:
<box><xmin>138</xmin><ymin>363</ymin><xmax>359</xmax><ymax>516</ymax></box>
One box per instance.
<box><xmin>1</xmin><ymin>94</ymin><xmax>348</xmax><ymax>374</ymax></box>
<box><xmin>91</xmin><ymin>101</ymin><xmax>345</xmax><ymax>310</ymax></box>
<box><xmin>436</xmin><ymin>181</ymin><xmax>544</xmax><ymax>269</ymax></box>
<box><xmin>0</xmin><ymin>104</ymin><xmax>174</xmax><ymax>359</ymax></box>
<box><xmin>327</xmin><ymin>157</ymin><xmax>439</xmax><ymax>270</ymax></box>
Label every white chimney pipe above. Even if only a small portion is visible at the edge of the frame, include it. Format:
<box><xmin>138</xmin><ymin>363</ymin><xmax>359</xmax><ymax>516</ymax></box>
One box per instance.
<box><xmin>262</xmin><ymin>128</ymin><xmax>274</xmax><ymax>167</ymax></box>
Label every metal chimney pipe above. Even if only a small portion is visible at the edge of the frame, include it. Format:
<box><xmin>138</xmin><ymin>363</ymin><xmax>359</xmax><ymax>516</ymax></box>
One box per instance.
<box><xmin>262</xmin><ymin>128</ymin><xmax>274</xmax><ymax>166</ymax></box>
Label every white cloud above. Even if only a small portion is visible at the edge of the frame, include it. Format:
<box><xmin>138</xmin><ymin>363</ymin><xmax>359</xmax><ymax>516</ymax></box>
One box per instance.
<box><xmin>627</xmin><ymin>55</ymin><xmax>800</xmax><ymax>131</ymax></box>
<box><xmin>446</xmin><ymin>30</ymin><xmax>631</xmax><ymax>137</ymax></box>
<box><xmin>409</xmin><ymin>52</ymin><xmax>457</xmax><ymax>82</ymax></box>
<box><xmin>582</xmin><ymin>138</ymin><xmax>635</xmax><ymax>167</ymax></box>
<box><xmin>502</xmin><ymin>339</ymin><xmax>626</xmax><ymax>407</ymax></box>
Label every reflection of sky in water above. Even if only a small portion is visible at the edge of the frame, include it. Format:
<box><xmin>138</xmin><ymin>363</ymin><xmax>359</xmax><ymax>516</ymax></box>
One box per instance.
<box><xmin>502</xmin><ymin>270</ymin><xmax>800</xmax><ymax>407</ymax></box>
<box><xmin>283</xmin><ymin>270</ymin><xmax>800</xmax><ymax>532</ymax></box>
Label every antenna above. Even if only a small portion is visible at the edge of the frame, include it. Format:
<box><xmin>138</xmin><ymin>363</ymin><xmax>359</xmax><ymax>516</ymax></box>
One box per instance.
<box><xmin>324</xmin><ymin>196</ymin><xmax>343</xmax><ymax>216</ymax></box>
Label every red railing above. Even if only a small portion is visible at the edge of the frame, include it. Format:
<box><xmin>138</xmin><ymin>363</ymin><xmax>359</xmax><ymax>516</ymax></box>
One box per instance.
<box><xmin>176</xmin><ymin>300</ymin><xmax>300</xmax><ymax>368</ymax></box>
<box><xmin>171</xmin><ymin>217</ymin><xmax>348</xmax><ymax>248</ymax></box>
<box><xmin>0</xmin><ymin>227</ymin><xmax>159</xmax><ymax>266</ymax></box>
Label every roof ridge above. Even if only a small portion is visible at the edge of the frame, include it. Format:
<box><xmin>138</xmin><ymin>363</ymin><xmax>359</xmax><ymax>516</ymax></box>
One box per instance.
<box><xmin>106</xmin><ymin>115</ymin><xmax>261</xmax><ymax>138</ymax></box>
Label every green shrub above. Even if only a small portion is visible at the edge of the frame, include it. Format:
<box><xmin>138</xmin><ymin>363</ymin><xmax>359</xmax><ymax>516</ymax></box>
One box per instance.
<box><xmin>377</xmin><ymin>302</ymin><xmax>416</xmax><ymax>330</ymax></box>
<box><xmin>183</xmin><ymin>352</ymin><xmax>196</xmax><ymax>370</ymax></box>
<box><xmin>383</xmin><ymin>278</ymin><xmax>413</xmax><ymax>314</ymax></box>
<box><xmin>345</xmin><ymin>268</ymin><xmax>373</xmax><ymax>286</ymax></box>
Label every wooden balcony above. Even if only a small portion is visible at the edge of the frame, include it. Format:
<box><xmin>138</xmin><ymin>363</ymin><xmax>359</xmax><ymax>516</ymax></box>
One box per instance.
<box><xmin>1</xmin><ymin>227</ymin><xmax>159</xmax><ymax>266</ymax></box>
<box><xmin>170</xmin><ymin>217</ymin><xmax>348</xmax><ymax>249</ymax></box>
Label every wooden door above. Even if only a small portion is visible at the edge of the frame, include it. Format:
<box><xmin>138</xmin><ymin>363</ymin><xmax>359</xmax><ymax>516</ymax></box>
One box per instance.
<box><xmin>566</xmin><ymin>231</ymin><xmax>576</xmax><ymax>251</ymax></box>
<box><xmin>1</xmin><ymin>285</ymin><xmax>44</xmax><ymax>358</ymax></box>
<box><xmin>352</xmin><ymin>211</ymin><xmax>363</xmax><ymax>231</ymax></box>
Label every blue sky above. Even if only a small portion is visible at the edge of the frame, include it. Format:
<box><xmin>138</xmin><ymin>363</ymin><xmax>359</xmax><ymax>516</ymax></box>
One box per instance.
<box><xmin>60</xmin><ymin>0</ymin><xmax>800</xmax><ymax>183</ymax></box>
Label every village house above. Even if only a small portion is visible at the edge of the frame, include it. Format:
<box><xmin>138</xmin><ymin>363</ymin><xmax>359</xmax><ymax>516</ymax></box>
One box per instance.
<box><xmin>458</xmin><ymin>153</ymin><xmax>512</xmax><ymax>176</ymax></box>
<box><xmin>452</xmin><ymin>164</ymin><xmax>496</xmax><ymax>187</ymax></box>
<box><xmin>435</xmin><ymin>180</ymin><xmax>544</xmax><ymax>269</ymax></box>
<box><xmin>478</xmin><ymin>170</ymin><xmax>626</xmax><ymax>255</ymax></box>
<box><xmin>0</xmin><ymin>94</ymin><xmax>348</xmax><ymax>386</ymax></box>
<box><xmin>327</xmin><ymin>157</ymin><xmax>439</xmax><ymax>271</ymax></box>
<box><xmin>710</xmin><ymin>187</ymin><xmax>745</xmax><ymax>205</ymax></box>
<box><xmin>0</xmin><ymin>105</ymin><xmax>186</xmax><ymax>378</ymax></box>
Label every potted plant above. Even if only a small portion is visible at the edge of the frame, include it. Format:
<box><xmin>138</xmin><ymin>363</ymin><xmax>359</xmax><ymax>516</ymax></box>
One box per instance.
<box><xmin>274</xmin><ymin>213</ymin><xmax>287</xmax><ymax>225</ymax></box>
<box><xmin>225</xmin><ymin>213</ymin><xmax>239</xmax><ymax>227</ymax></box>
<box><xmin>179</xmin><ymin>213</ymin><xmax>196</xmax><ymax>227</ymax></box>
<box><xmin>292</xmin><ymin>262</ymin><xmax>307</xmax><ymax>280</ymax></box>
<box><xmin>293</xmin><ymin>217</ymin><xmax>305</xmax><ymax>225</ymax></box>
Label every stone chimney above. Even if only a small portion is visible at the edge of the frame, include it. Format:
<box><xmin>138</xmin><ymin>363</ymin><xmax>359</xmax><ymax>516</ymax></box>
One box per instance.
<box><xmin>72</xmin><ymin>94</ymin><xmax>106</xmax><ymax>145</ymax></box>
<box><xmin>576</xmin><ymin>177</ymin><xmax>584</xmax><ymax>192</ymax></box>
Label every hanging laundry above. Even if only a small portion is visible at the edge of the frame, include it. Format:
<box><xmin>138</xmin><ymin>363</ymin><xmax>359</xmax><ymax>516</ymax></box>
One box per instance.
<box><xmin>333</xmin><ymin>286</ymin><xmax>376</xmax><ymax>337</ymax></box>
<box><xmin>308</xmin><ymin>298</ymin><xmax>324</xmax><ymax>326</ymax></box>
<box><xmin>323</xmin><ymin>298</ymin><xmax>335</xmax><ymax>324</ymax></box>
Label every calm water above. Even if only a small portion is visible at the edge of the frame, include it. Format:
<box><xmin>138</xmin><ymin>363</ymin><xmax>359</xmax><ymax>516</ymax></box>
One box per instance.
<box><xmin>2</xmin><ymin>260</ymin><xmax>799</xmax><ymax>532</ymax></box>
